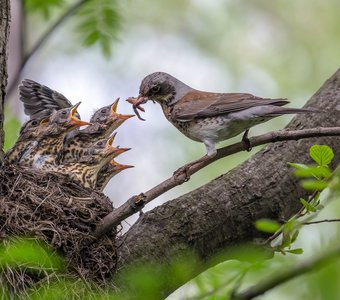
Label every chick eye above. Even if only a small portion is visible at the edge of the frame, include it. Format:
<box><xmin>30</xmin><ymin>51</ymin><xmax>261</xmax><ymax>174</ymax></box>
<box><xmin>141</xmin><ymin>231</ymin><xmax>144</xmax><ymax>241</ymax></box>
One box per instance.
<box><xmin>101</xmin><ymin>109</ymin><xmax>107</xmax><ymax>114</ymax></box>
<box><xmin>61</xmin><ymin>111</ymin><xmax>67</xmax><ymax>115</ymax></box>
<box><xmin>31</xmin><ymin>120</ymin><xmax>38</xmax><ymax>126</ymax></box>
<box><xmin>97</xmin><ymin>141</ymin><xmax>103</xmax><ymax>146</ymax></box>
<box><xmin>151</xmin><ymin>85</ymin><xmax>160</xmax><ymax>93</ymax></box>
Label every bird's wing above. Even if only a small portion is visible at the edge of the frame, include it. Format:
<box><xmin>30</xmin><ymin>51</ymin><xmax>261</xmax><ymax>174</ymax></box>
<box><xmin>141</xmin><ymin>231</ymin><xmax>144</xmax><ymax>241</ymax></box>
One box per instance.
<box><xmin>19</xmin><ymin>79</ymin><xmax>74</xmax><ymax>119</ymax></box>
<box><xmin>171</xmin><ymin>90</ymin><xmax>289</xmax><ymax>121</ymax></box>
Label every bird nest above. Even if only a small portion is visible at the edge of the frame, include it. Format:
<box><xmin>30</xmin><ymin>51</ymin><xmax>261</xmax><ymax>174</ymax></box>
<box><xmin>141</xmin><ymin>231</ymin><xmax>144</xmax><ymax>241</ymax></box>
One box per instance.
<box><xmin>0</xmin><ymin>164</ymin><xmax>119</xmax><ymax>294</ymax></box>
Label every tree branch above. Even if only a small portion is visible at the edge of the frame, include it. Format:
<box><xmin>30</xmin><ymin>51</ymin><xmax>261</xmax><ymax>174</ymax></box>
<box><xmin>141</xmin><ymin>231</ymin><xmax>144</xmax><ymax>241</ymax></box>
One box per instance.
<box><xmin>231</xmin><ymin>245</ymin><xmax>340</xmax><ymax>300</ymax></box>
<box><xmin>94</xmin><ymin>126</ymin><xmax>340</xmax><ymax>238</ymax></box>
<box><xmin>0</xmin><ymin>0</ymin><xmax>10</xmax><ymax>162</ymax></box>
<box><xmin>7</xmin><ymin>0</ymin><xmax>87</xmax><ymax>97</ymax></box>
<box><xmin>303</xmin><ymin>218</ymin><xmax>340</xmax><ymax>225</ymax></box>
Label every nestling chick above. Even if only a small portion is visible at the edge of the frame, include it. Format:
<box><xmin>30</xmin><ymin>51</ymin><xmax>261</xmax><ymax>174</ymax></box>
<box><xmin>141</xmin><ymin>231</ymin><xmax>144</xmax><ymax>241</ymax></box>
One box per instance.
<box><xmin>45</xmin><ymin>136</ymin><xmax>130</xmax><ymax>189</ymax></box>
<box><xmin>62</xmin><ymin>98</ymin><xmax>134</xmax><ymax>163</ymax></box>
<box><xmin>20</xmin><ymin>102</ymin><xmax>90</xmax><ymax>169</ymax></box>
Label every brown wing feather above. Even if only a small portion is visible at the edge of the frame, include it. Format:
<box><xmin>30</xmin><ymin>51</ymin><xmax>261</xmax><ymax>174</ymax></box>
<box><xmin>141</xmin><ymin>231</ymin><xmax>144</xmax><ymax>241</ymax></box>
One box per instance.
<box><xmin>19</xmin><ymin>79</ymin><xmax>74</xmax><ymax>119</ymax></box>
<box><xmin>171</xmin><ymin>90</ymin><xmax>289</xmax><ymax>121</ymax></box>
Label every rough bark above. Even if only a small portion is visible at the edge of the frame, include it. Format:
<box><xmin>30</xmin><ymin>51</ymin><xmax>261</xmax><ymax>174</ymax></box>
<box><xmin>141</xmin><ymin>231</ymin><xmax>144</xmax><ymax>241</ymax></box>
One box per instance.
<box><xmin>0</xmin><ymin>0</ymin><xmax>10</xmax><ymax>162</ymax></box>
<box><xmin>116</xmin><ymin>69</ymin><xmax>340</xmax><ymax>294</ymax></box>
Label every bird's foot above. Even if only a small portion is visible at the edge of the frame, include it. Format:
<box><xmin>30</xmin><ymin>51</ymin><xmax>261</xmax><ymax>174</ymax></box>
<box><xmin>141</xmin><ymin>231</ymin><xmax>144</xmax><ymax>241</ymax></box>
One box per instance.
<box><xmin>242</xmin><ymin>129</ymin><xmax>252</xmax><ymax>152</ymax></box>
<box><xmin>173</xmin><ymin>155</ymin><xmax>211</xmax><ymax>182</ymax></box>
<box><xmin>173</xmin><ymin>164</ymin><xmax>192</xmax><ymax>182</ymax></box>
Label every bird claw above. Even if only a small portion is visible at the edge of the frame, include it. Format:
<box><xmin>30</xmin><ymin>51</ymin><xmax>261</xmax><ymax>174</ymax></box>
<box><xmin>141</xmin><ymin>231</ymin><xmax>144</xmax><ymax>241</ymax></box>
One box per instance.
<box><xmin>243</xmin><ymin>138</ymin><xmax>252</xmax><ymax>152</ymax></box>
<box><xmin>126</xmin><ymin>97</ymin><xmax>147</xmax><ymax>121</ymax></box>
<box><xmin>242</xmin><ymin>129</ymin><xmax>252</xmax><ymax>152</ymax></box>
<box><xmin>173</xmin><ymin>165</ymin><xmax>191</xmax><ymax>182</ymax></box>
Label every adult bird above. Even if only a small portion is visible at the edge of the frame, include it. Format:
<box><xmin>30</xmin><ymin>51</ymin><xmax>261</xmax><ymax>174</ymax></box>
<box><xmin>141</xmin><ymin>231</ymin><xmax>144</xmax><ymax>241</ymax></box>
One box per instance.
<box><xmin>20</xmin><ymin>102</ymin><xmax>91</xmax><ymax>169</ymax></box>
<box><xmin>95</xmin><ymin>160</ymin><xmax>133</xmax><ymax>192</ymax></box>
<box><xmin>62</xmin><ymin>99</ymin><xmax>134</xmax><ymax>163</ymax></box>
<box><xmin>128</xmin><ymin>72</ymin><xmax>317</xmax><ymax>173</ymax></box>
<box><xmin>44</xmin><ymin>136</ymin><xmax>130</xmax><ymax>189</ymax></box>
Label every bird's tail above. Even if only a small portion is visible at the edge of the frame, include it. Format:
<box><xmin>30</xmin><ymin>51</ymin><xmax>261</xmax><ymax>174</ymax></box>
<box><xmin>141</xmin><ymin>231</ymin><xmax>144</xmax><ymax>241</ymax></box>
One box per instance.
<box><xmin>266</xmin><ymin>107</ymin><xmax>321</xmax><ymax>117</ymax></box>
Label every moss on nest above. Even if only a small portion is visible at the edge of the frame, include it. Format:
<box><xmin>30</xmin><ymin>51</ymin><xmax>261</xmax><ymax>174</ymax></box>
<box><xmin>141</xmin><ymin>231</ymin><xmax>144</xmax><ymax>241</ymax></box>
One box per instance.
<box><xmin>0</xmin><ymin>164</ymin><xmax>119</xmax><ymax>294</ymax></box>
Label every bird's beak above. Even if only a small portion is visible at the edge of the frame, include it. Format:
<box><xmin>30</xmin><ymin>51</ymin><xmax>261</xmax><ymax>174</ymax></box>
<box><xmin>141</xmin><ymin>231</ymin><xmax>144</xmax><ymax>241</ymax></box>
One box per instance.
<box><xmin>110</xmin><ymin>160</ymin><xmax>134</xmax><ymax>170</ymax></box>
<box><xmin>111</xmin><ymin>98</ymin><xmax>120</xmax><ymax>113</ymax></box>
<box><xmin>106</xmin><ymin>133</ymin><xmax>117</xmax><ymax>147</ymax></box>
<box><xmin>116</xmin><ymin>113</ymin><xmax>135</xmax><ymax>120</ymax></box>
<box><xmin>126</xmin><ymin>96</ymin><xmax>147</xmax><ymax>121</ymax></box>
<box><xmin>110</xmin><ymin>98</ymin><xmax>135</xmax><ymax>120</ymax></box>
<box><xmin>111</xmin><ymin>159</ymin><xmax>135</xmax><ymax>170</ymax></box>
<box><xmin>104</xmin><ymin>135</ymin><xmax>130</xmax><ymax>156</ymax></box>
<box><xmin>105</xmin><ymin>146</ymin><xmax>131</xmax><ymax>157</ymax></box>
<box><xmin>70</xmin><ymin>102</ymin><xmax>92</xmax><ymax>127</ymax></box>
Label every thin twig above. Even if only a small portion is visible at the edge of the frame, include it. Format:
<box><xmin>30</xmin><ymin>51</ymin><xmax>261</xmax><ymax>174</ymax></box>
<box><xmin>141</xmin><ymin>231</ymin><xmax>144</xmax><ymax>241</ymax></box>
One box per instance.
<box><xmin>303</xmin><ymin>218</ymin><xmax>340</xmax><ymax>225</ymax></box>
<box><xmin>7</xmin><ymin>0</ymin><xmax>88</xmax><ymax>97</ymax></box>
<box><xmin>94</xmin><ymin>126</ymin><xmax>340</xmax><ymax>239</ymax></box>
<box><xmin>231</xmin><ymin>245</ymin><xmax>340</xmax><ymax>300</ymax></box>
<box><xmin>263</xmin><ymin>190</ymin><xmax>320</xmax><ymax>245</ymax></box>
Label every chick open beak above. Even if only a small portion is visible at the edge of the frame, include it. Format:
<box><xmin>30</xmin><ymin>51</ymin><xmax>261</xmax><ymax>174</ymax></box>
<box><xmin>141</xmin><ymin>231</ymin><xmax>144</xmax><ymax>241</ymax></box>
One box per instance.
<box><xmin>110</xmin><ymin>98</ymin><xmax>135</xmax><ymax>120</ymax></box>
<box><xmin>110</xmin><ymin>160</ymin><xmax>134</xmax><ymax>170</ymax></box>
<box><xmin>106</xmin><ymin>133</ymin><xmax>117</xmax><ymax>147</ymax></box>
<box><xmin>111</xmin><ymin>98</ymin><xmax>120</xmax><ymax>113</ymax></box>
<box><xmin>70</xmin><ymin>102</ymin><xmax>92</xmax><ymax>127</ymax></box>
<box><xmin>109</xmin><ymin>147</ymin><xmax>131</xmax><ymax>157</ymax></box>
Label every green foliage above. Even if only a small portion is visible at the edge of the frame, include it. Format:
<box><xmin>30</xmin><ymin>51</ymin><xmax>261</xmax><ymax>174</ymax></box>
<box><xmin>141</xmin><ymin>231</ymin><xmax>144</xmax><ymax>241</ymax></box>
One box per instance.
<box><xmin>25</xmin><ymin>0</ymin><xmax>65</xmax><ymax>18</ymax></box>
<box><xmin>300</xmin><ymin>198</ymin><xmax>316</xmax><ymax>213</ymax></box>
<box><xmin>24</xmin><ymin>0</ymin><xmax>121</xmax><ymax>58</ymax></box>
<box><xmin>76</xmin><ymin>0</ymin><xmax>120</xmax><ymax>57</ymax></box>
<box><xmin>255</xmin><ymin>219</ymin><xmax>281</xmax><ymax>233</ymax></box>
<box><xmin>253</xmin><ymin>145</ymin><xmax>335</xmax><ymax>256</ymax></box>
<box><xmin>0</xmin><ymin>238</ymin><xmax>65</xmax><ymax>271</ymax></box>
<box><xmin>310</xmin><ymin>145</ymin><xmax>334</xmax><ymax>167</ymax></box>
<box><xmin>3</xmin><ymin>109</ymin><xmax>21</xmax><ymax>151</ymax></box>
<box><xmin>289</xmin><ymin>144</ymin><xmax>334</xmax><ymax>192</ymax></box>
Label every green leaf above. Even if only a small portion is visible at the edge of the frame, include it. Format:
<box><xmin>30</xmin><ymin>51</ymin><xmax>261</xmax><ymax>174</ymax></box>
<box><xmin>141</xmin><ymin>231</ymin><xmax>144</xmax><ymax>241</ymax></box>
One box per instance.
<box><xmin>300</xmin><ymin>198</ymin><xmax>316</xmax><ymax>212</ymax></box>
<box><xmin>83</xmin><ymin>31</ymin><xmax>101</xmax><ymax>46</ymax></box>
<box><xmin>287</xmin><ymin>162</ymin><xmax>309</xmax><ymax>170</ymax></box>
<box><xmin>291</xmin><ymin>230</ymin><xmax>300</xmax><ymax>243</ymax></box>
<box><xmin>4</xmin><ymin>109</ymin><xmax>21</xmax><ymax>151</ymax></box>
<box><xmin>0</xmin><ymin>238</ymin><xmax>65</xmax><ymax>271</ymax></box>
<box><xmin>294</xmin><ymin>166</ymin><xmax>332</xmax><ymax>179</ymax></box>
<box><xmin>310</xmin><ymin>145</ymin><xmax>334</xmax><ymax>166</ymax></box>
<box><xmin>76</xmin><ymin>0</ymin><xmax>120</xmax><ymax>57</ymax></box>
<box><xmin>255</xmin><ymin>219</ymin><xmax>281</xmax><ymax>233</ymax></box>
<box><xmin>301</xmin><ymin>180</ymin><xmax>328</xmax><ymax>191</ymax></box>
<box><xmin>25</xmin><ymin>0</ymin><xmax>65</xmax><ymax>19</ymax></box>
<box><xmin>286</xmin><ymin>248</ymin><xmax>304</xmax><ymax>255</ymax></box>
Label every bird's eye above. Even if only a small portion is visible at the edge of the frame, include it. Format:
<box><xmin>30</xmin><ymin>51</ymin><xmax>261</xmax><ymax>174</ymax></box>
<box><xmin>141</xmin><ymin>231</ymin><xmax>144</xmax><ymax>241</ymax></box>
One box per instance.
<box><xmin>31</xmin><ymin>120</ymin><xmax>38</xmax><ymax>126</ymax></box>
<box><xmin>151</xmin><ymin>85</ymin><xmax>160</xmax><ymax>94</ymax></box>
<box><xmin>101</xmin><ymin>109</ymin><xmax>107</xmax><ymax>114</ymax></box>
<box><xmin>96</xmin><ymin>117</ymin><xmax>100</xmax><ymax>122</ymax></box>
<box><xmin>97</xmin><ymin>142</ymin><xmax>103</xmax><ymax>146</ymax></box>
<box><xmin>61</xmin><ymin>111</ymin><xmax>67</xmax><ymax>115</ymax></box>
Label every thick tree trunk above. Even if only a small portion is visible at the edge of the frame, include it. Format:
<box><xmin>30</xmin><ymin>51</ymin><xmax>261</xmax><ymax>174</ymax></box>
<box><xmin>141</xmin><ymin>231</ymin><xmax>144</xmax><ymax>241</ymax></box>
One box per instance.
<box><xmin>116</xmin><ymin>69</ymin><xmax>340</xmax><ymax>295</ymax></box>
<box><xmin>0</xmin><ymin>0</ymin><xmax>10</xmax><ymax>162</ymax></box>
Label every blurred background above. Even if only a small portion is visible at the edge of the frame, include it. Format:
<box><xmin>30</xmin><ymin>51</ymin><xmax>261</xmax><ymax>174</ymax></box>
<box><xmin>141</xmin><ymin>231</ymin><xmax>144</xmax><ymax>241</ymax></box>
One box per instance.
<box><xmin>4</xmin><ymin>1</ymin><xmax>340</xmax><ymax>298</ymax></box>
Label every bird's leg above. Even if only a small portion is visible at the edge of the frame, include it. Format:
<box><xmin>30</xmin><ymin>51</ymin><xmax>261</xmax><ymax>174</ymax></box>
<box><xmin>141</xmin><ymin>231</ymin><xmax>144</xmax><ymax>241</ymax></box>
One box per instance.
<box><xmin>174</xmin><ymin>140</ymin><xmax>216</xmax><ymax>181</ymax></box>
<box><xmin>173</xmin><ymin>155</ymin><xmax>211</xmax><ymax>182</ymax></box>
<box><xmin>242</xmin><ymin>129</ymin><xmax>252</xmax><ymax>152</ymax></box>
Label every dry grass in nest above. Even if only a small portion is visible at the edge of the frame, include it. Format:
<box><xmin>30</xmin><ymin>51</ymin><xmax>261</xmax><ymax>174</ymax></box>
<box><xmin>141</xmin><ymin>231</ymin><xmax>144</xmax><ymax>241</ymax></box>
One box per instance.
<box><xmin>0</xmin><ymin>164</ymin><xmax>119</xmax><ymax>294</ymax></box>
